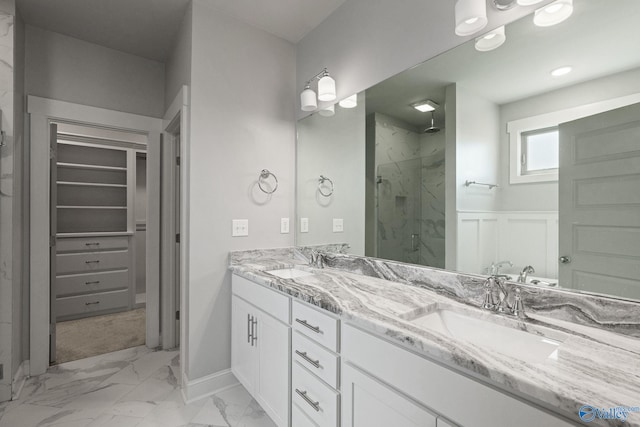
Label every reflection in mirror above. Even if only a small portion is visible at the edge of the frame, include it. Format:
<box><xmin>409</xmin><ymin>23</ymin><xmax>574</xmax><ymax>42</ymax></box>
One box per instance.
<box><xmin>296</xmin><ymin>94</ymin><xmax>366</xmax><ymax>254</ymax></box>
<box><xmin>295</xmin><ymin>0</ymin><xmax>640</xmax><ymax>301</ymax></box>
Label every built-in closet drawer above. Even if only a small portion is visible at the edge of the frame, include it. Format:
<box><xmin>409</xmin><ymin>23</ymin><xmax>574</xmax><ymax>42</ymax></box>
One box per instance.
<box><xmin>293</xmin><ymin>331</ymin><xmax>339</xmax><ymax>389</ymax></box>
<box><xmin>56</xmin><ymin>270</ymin><xmax>129</xmax><ymax>297</ymax></box>
<box><xmin>293</xmin><ymin>300</ymin><xmax>339</xmax><ymax>352</ymax></box>
<box><xmin>56</xmin><ymin>289</ymin><xmax>129</xmax><ymax>319</ymax></box>
<box><xmin>292</xmin><ymin>361</ymin><xmax>339</xmax><ymax>427</ymax></box>
<box><xmin>56</xmin><ymin>250</ymin><xmax>130</xmax><ymax>275</ymax></box>
<box><xmin>56</xmin><ymin>236</ymin><xmax>129</xmax><ymax>253</ymax></box>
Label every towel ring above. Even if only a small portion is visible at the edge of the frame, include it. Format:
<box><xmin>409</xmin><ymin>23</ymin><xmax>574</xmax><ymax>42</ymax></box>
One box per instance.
<box><xmin>318</xmin><ymin>175</ymin><xmax>334</xmax><ymax>197</ymax></box>
<box><xmin>258</xmin><ymin>169</ymin><xmax>278</xmax><ymax>194</ymax></box>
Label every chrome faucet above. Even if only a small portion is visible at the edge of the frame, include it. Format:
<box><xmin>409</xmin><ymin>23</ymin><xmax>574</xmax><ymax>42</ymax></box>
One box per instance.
<box><xmin>488</xmin><ymin>260</ymin><xmax>513</xmax><ymax>275</ymax></box>
<box><xmin>481</xmin><ymin>275</ymin><xmax>525</xmax><ymax>319</ymax></box>
<box><xmin>517</xmin><ymin>265</ymin><xmax>535</xmax><ymax>283</ymax></box>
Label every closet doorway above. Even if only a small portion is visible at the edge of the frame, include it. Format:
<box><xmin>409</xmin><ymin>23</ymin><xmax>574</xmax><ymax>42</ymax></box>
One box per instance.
<box><xmin>49</xmin><ymin>122</ymin><xmax>149</xmax><ymax>364</ymax></box>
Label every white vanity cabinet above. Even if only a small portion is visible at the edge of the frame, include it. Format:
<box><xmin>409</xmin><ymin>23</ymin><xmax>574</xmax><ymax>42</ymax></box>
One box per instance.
<box><xmin>231</xmin><ymin>275</ymin><xmax>290</xmax><ymax>427</ymax></box>
<box><xmin>341</xmin><ymin>324</ymin><xmax>574</xmax><ymax>427</ymax></box>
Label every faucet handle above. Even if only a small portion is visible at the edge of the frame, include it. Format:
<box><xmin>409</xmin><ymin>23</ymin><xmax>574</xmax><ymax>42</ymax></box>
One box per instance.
<box><xmin>512</xmin><ymin>288</ymin><xmax>525</xmax><ymax>319</ymax></box>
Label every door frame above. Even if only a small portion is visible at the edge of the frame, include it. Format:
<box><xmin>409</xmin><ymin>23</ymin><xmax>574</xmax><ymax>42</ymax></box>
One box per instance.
<box><xmin>28</xmin><ymin>96</ymin><xmax>163</xmax><ymax>375</ymax></box>
<box><xmin>161</xmin><ymin>86</ymin><xmax>189</xmax><ymax>357</ymax></box>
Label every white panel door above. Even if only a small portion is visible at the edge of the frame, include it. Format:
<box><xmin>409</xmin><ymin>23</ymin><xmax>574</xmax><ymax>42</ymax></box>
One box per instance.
<box><xmin>342</xmin><ymin>363</ymin><xmax>437</xmax><ymax>427</ymax></box>
<box><xmin>255</xmin><ymin>311</ymin><xmax>290</xmax><ymax>427</ymax></box>
<box><xmin>559</xmin><ymin>102</ymin><xmax>640</xmax><ymax>299</ymax></box>
<box><xmin>231</xmin><ymin>296</ymin><xmax>256</xmax><ymax>393</ymax></box>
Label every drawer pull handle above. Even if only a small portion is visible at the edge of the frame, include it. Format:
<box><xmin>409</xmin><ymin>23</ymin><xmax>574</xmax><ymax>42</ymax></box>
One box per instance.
<box><xmin>295</xmin><ymin>350</ymin><xmax>320</xmax><ymax>368</ymax></box>
<box><xmin>85</xmin><ymin>281</ymin><xmax>100</xmax><ymax>285</ymax></box>
<box><xmin>247</xmin><ymin>314</ymin><xmax>252</xmax><ymax>344</ymax></box>
<box><xmin>85</xmin><ymin>260</ymin><xmax>100</xmax><ymax>264</ymax></box>
<box><xmin>85</xmin><ymin>242</ymin><xmax>100</xmax><ymax>246</ymax></box>
<box><xmin>251</xmin><ymin>317</ymin><xmax>258</xmax><ymax>346</ymax></box>
<box><xmin>85</xmin><ymin>301</ymin><xmax>100</xmax><ymax>306</ymax></box>
<box><xmin>295</xmin><ymin>318</ymin><xmax>321</xmax><ymax>333</ymax></box>
<box><xmin>295</xmin><ymin>389</ymin><xmax>320</xmax><ymax>412</ymax></box>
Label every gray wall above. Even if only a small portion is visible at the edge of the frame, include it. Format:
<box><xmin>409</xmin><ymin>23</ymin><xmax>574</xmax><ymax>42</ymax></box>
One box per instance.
<box><xmin>186</xmin><ymin>0</ymin><xmax>296</xmax><ymax>381</ymax></box>
<box><xmin>497</xmin><ymin>67</ymin><xmax>640</xmax><ymax>212</ymax></box>
<box><xmin>296</xmin><ymin>94</ymin><xmax>365</xmax><ymax>255</ymax></box>
<box><xmin>296</xmin><ymin>0</ymin><xmax>553</xmax><ymax>120</ymax></box>
<box><xmin>25</xmin><ymin>25</ymin><xmax>165</xmax><ymax>118</ymax></box>
<box><xmin>164</xmin><ymin>1</ymin><xmax>192</xmax><ymax>112</ymax></box>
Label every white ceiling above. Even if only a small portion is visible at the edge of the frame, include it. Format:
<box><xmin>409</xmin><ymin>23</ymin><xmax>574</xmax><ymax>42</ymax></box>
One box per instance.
<box><xmin>17</xmin><ymin>0</ymin><xmax>348</xmax><ymax>62</ymax></box>
<box><xmin>366</xmin><ymin>0</ymin><xmax>640</xmax><ymax>128</ymax></box>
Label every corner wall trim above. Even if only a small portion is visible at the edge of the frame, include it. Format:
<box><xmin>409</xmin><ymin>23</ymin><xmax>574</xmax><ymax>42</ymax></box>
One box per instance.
<box><xmin>12</xmin><ymin>360</ymin><xmax>29</xmax><ymax>400</ymax></box>
<box><xmin>181</xmin><ymin>369</ymin><xmax>239</xmax><ymax>404</ymax></box>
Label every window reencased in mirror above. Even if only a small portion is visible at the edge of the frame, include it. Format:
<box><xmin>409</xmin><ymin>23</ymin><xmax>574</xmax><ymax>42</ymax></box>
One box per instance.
<box><xmin>295</xmin><ymin>0</ymin><xmax>640</xmax><ymax>301</ymax></box>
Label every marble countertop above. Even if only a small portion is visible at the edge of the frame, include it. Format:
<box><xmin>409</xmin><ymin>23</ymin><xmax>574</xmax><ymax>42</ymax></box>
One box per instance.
<box><xmin>229</xmin><ymin>248</ymin><xmax>640</xmax><ymax>427</ymax></box>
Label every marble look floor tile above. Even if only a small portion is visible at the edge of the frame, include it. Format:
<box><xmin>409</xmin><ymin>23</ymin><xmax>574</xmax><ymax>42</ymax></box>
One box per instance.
<box><xmin>0</xmin><ymin>403</ymin><xmax>62</xmax><ymax>427</ymax></box>
<box><xmin>0</xmin><ymin>347</ymin><xmax>276</xmax><ymax>427</ymax></box>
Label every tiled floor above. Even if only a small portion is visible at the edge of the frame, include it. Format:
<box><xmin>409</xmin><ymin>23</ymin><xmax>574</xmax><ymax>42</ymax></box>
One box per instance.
<box><xmin>0</xmin><ymin>346</ymin><xmax>276</xmax><ymax>427</ymax></box>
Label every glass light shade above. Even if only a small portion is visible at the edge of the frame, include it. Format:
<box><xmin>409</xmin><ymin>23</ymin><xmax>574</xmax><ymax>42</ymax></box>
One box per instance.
<box><xmin>516</xmin><ymin>0</ymin><xmax>544</xmax><ymax>5</ymax></box>
<box><xmin>318</xmin><ymin>75</ymin><xmax>336</xmax><ymax>101</ymax></box>
<box><xmin>475</xmin><ymin>26</ymin><xmax>506</xmax><ymax>52</ymax></box>
<box><xmin>318</xmin><ymin>105</ymin><xmax>335</xmax><ymax>117</ymax></box>
<box><xmin>301</xmin><ymin>87</ymin><xmax>317</xmax><ymax>111</ymax></box>
<box><xmin>533</xmin><ymin>0</ymin><xmax>573</xmax><ymax>27</ymax></box>
<box><xmin>339</xmin><ymin>94</ymin><xmax>358</xmax><ymax>109</ymax></box>
<box><xmin>455</xmin><ymin>0</ymin><xmax>488</xmax><ymax>36</ymax></box>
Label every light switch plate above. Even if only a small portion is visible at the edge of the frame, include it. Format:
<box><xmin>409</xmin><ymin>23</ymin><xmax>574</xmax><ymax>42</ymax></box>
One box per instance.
<box><xmin>232</xmin><ymin>219</ymin><xmax>249</xmax><ymax>237</ymax></box>
<box><xmin>333</xmin><ymin>218</ymin><xmax>344</xmax><ymax>233</ymax></box>
<box><xmin>300</xmin><ymin>217</ymin><xmax>309</xmax><ymax>233</ymax></box>
<box><xmin>281</xmin><ymin>218</ymin><xmax>290</xmax><ymax>234</ymax></box>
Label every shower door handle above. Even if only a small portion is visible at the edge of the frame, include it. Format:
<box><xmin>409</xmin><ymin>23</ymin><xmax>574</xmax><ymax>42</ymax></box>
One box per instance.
<box><xmin>411</xmin><ymin>234</ymin><xmax>420</xmax><ymax>252</ymax></box>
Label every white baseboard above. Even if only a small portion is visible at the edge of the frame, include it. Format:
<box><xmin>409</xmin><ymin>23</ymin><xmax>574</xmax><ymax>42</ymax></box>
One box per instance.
<box><xmin>12</xmin><ymin>360</ymin><xmax>29</xmax><ymax>400</ymax></box>
<box><xmin>181</xmin><ymin>369</ymin><xmax>239</xmax><ymax>404</ymax></box>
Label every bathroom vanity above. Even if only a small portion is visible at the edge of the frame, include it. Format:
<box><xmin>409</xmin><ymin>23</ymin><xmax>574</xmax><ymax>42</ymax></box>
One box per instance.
<box><xmin>229</xmin><ymin>248</ymin><xmax>640</xmax><ymax>427</ymax></box>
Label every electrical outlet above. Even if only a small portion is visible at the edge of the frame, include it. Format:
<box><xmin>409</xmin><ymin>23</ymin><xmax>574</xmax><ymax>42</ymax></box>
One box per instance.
<box><xmin>300</xmin><ymin>217</ymin><xmax>309</xmax><ymax>233</ymax></box>
<box><xmin>232</xmin><ymin>219</ymin><xmax>249</xmax><ymax>237</ymax></box>
<box><xmin>281</xmin><ymin>218</ymin><xmax>290</xmax><ymax>234</ymax></box>
<box><xmin>333</xmin><ymin>218</ymin><xmax>344</xmax><ymax>233</ymax></box>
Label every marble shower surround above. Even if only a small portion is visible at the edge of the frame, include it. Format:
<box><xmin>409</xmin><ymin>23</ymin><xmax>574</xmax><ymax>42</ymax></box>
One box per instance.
<box><xmin>229</xmin><ymin>247</ymin><xmax>640</xmax><ymax>426</ymax></box>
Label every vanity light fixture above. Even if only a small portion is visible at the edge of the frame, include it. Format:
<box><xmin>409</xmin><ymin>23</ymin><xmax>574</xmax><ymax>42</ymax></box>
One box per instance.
<box><xmin>533</xmin><ymin>0</ymin><xmax>573</xmax><ymax>27</ymax></box>
<box><xmin>455</xmin><ymin>0</ymin><xmax>488</xmax><ymax>36</ymax></box>
<box><xmin>475</xmin><ymin>26</ymin><xmax>506</xmax><ymax>52</ymax></box>
<box><xmin>300</xmin><ymin>68</ymin><xmax>337</xmax><ymax>111</ymax></box>
<box><xmin>412</xmin><ymin>99</ymin><xmax>439</xmax><ymax>113</ymax></box>
<box><xmin>339</xmin><ymin>94</ymin><xmax>358</xmax><ymax>109</ymax></box>
<box><xmin>318</xmin><ymin>104</ymin><xmax>335</xmax><ymax>117</ymax></box>
<box><xmin>551</xmin><ymin>66</ymin><xmax>572</xmax><ymax>77</ymax></box>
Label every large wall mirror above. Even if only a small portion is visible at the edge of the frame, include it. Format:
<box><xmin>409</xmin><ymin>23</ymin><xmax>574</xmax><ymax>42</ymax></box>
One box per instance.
<box><xmin>296</xmin><ymin>0</ymin><xmax>640</xmax><ymax>301</ymax></box>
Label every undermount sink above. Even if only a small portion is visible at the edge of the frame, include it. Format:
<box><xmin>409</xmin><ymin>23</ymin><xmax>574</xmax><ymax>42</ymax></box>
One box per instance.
<box><xmin>265</xmin><ymin>268</ymin><xmax>315</xmax><ymax>279</ymax></box>
<box><xmin>407</xmin><ymin>308</ymin><xmax>567</xmax><ymax>364</ymax></box>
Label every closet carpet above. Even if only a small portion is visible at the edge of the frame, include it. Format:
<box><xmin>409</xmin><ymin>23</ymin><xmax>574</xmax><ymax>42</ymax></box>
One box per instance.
<box><xmin>55</xmin><ymin>308</ymin><xmax>146</xmax><ymax>364</ymax></box>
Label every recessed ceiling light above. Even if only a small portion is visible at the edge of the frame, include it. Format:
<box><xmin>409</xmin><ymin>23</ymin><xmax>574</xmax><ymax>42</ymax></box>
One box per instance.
<box><xmin>475</xmin><ymin>26</ymin><xmax>506</xmax><ymax>52</ymax></box>
<box><xmin>551</xmin><ymin>66</ymin><xmax>572</xmax><ymax>77</ymax></box>
<box><xmin>534</xmin><ymin>0</ymin><xmax>573</xmax><ymax>27</ymax></box>
<box><xmin>411</xmin><ymin>100</ymin><xmax>439</xmax><ymax>112</ymax></box>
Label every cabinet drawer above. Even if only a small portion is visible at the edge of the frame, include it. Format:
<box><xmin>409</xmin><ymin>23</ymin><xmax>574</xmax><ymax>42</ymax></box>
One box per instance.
<box><xmin>293</xmin><ymin>362</ymin><xmax>339</xmax><ymax>427</ymax></box>
<box><xmin>56</xmin><ymin>236</ymin><xmax>129</xmax><ymax>253</ymax></box>
<box><xmin>56</xmin><ymin>270</ymin><xmax>129</xmax><ymax>297</ymax></box>
<box><xmin>293</xmin><ymin>403</ymin><xmax>319</xmax><ymax>427</ymax></box>
<box><xmin>293</xmin><ymin>331</ymin><xmax>339</xmax><ymax>389</ymax></box>
<box><xmin>56</xmin><ymin>290</ymin><xmax>129</xmax><ymax>320</ymax></box>
<box><xmin>293</xmin><ymin>301</ymin><xmax>339</xmax><ymax>352</ymax></box>
<box><xmin>56</xmin><ymin>250</ymin><xmax>129</xmax><ymax>274</ymax></box>
<box><xmin>232</xmin><ymin>275</ymin><xmax>290</xmax><ymax>324</ymax></box>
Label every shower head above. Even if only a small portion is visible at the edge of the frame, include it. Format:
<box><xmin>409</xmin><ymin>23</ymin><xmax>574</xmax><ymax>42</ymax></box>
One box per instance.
<box><xmin>423</xmin><ymin>111</ymin><xmax>440</xmax><ymax>134</ymax></box>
